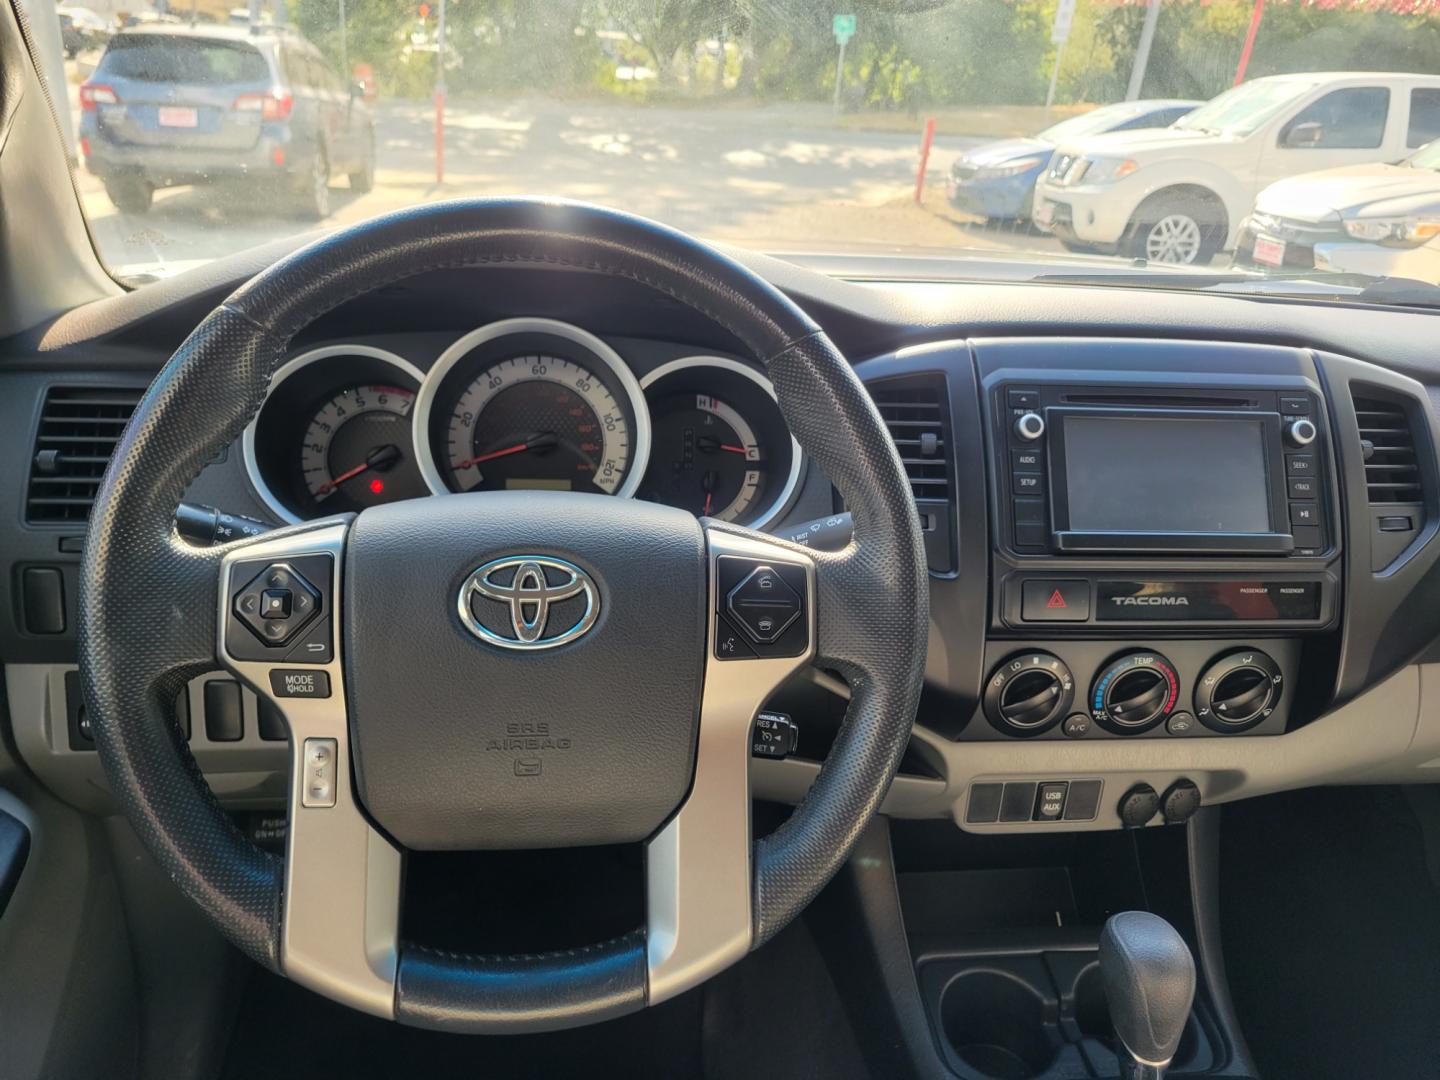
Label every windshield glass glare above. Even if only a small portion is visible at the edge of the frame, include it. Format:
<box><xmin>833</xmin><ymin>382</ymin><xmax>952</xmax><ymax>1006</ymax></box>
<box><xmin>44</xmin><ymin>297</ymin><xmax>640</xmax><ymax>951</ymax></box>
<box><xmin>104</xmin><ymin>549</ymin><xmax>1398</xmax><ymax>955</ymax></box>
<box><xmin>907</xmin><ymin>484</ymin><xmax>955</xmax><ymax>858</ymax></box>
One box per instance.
<box><xmin>1411</xmin><ymin>141</ymin><xmax>1440</xmax><ymax>170</ymax></box>
<box><xmin>52</xmin><ymin>0</ymin><xmax>1440</xmax><ymax>297</ymax></box>
<box><xmin>1173</xmin><ymin>78</ymin><xmax>1315</xmax><ymax>135</ymax></box>
<box><xmin>1040</xmin><ymin>104</ymin><xmax>1156</xmax><ymax>142</ymax></box>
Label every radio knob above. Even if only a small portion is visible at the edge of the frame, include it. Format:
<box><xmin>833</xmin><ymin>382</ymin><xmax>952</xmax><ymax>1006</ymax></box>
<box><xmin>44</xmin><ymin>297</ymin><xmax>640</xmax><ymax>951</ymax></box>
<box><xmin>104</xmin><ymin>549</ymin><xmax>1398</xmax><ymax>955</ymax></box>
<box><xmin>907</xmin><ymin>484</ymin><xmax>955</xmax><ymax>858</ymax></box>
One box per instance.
<box><xmin>1286</xmin><ymin>417</ymin><xmax>1318</xmax><ymax>447</ymax></box>
<box><xmin>1014</xmin><ymin>411</ymin><xmax>1046</xmax><ymax>442</ymax></box>
<box><xmin>984</xmin><ymin>652</ymin><xmax>1075</xmax><ymax>736</ymax></box>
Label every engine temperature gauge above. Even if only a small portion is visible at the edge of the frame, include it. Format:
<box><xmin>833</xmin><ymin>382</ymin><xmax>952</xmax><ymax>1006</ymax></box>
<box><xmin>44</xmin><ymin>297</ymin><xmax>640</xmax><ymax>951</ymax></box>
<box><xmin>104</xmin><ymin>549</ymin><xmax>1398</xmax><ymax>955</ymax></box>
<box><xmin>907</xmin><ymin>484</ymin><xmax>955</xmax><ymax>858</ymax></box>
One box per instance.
<box><xmin>638</xmin><ymin>356</ymin><xmax>800</xmax><ymax>527</ymax></box>
<box><xmin>644</xmin><ymin>392</ymin><xmax>766</xmax><ymax>521</ymax></box>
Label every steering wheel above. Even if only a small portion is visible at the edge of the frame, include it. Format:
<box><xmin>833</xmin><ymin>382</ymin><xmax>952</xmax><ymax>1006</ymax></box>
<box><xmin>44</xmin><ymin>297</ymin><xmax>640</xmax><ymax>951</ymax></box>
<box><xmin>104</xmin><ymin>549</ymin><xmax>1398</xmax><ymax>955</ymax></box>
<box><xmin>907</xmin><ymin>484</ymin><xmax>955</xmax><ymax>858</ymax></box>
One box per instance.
<box><xmin>78</xmin><ymin>199</ymin><xmax>928</xmax><ymax>1033</ymax></box>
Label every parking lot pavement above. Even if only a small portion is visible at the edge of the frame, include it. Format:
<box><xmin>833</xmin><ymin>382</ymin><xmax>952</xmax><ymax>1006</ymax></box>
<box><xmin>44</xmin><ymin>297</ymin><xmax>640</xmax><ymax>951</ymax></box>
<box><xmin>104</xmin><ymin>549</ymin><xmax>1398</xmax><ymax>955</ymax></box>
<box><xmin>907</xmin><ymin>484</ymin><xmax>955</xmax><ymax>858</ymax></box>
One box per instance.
<box><xmin>68</xmin><ymin>90</ymin><xmax>1064</xmax><ymax>275</ymax></box>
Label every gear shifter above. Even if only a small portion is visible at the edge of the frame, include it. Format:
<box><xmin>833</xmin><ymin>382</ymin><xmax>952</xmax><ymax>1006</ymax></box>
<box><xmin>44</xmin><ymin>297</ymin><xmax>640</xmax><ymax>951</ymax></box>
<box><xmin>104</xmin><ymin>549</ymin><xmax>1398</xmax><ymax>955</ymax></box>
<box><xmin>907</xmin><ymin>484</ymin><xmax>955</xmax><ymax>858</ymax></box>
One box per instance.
<box><xmin>1099</xmin><ymin>911</ymin><xmax>1196</xmax><ymax>1080</ymax></box>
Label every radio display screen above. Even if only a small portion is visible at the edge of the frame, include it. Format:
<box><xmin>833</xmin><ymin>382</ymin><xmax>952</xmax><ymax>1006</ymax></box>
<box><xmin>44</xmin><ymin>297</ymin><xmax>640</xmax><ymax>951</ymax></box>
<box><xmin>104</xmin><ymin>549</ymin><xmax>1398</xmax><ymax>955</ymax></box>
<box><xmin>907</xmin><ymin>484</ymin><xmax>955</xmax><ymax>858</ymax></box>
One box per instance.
<box><xmin>1063</xmin><ymin>416</ymin><xmax>1272</xmax><ymax>534</ymax></box>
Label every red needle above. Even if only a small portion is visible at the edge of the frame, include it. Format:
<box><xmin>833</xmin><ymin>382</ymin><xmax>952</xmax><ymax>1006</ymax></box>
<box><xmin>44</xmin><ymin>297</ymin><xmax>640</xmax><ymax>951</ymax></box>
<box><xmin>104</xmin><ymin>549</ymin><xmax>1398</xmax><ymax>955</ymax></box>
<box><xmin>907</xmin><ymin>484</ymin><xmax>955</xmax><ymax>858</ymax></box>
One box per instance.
<box><xmin>703</xmin><ymin>490</ymin><xmax>713</xmax><ymax>516</ymax></box>
<box><xmin>720</xmin><ymin>444</ymin><xmax>749</xmax><ymax>455</ymax></box>
<box><xmin>316</xmin><ymin>461</ymin><xmax>369</xmax><ymax>495</ymax></box>
<box><xmin>454</xmin><ymin>442</ymin><xmax>529</xmax><ymax>470</ymax></box>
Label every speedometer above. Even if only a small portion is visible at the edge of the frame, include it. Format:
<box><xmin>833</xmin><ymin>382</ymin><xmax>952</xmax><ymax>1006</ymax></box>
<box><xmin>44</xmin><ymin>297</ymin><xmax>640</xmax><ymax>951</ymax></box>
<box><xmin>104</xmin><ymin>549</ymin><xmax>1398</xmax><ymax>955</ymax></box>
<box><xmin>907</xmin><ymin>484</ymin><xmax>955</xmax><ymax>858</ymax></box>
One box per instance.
<box><xmin>415</xmin><ymin>318</ymin><xmax>651</xmax><ymax>500</ymax></box>
<box><xmin>446</xmin><ymin>355</ymin><xmax>631</xmax><ymax>494</ymax></box>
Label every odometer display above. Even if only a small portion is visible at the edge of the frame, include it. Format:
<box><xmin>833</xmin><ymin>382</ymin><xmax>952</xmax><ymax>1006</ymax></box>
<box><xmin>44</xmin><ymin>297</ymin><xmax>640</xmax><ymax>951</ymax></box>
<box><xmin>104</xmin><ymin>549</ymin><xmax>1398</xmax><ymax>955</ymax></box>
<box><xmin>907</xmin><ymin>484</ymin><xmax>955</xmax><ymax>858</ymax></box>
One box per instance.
<box><xmin>446</xmin><ymin>355</ymin><xmax>632</xmax><ymax>494</ymax></box>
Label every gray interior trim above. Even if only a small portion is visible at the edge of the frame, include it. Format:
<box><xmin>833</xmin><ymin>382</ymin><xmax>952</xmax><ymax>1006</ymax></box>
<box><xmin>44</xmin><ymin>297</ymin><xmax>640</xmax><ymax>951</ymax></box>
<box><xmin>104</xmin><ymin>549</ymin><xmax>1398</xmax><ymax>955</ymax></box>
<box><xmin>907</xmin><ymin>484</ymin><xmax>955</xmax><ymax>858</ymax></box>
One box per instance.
<box><xmin>4</xmin><ymin>664</ymin><xmax>288</xmax><ymax>813</ymax></box>
<box><xmin>645</xmin><ymin>526</ymin><xmax>815</xmax><ymax>1004</ymax></box>
<box><xmin>638</xmin><ymin>355</ymin><xmax>805</xmax><ymax>530</ymax></box>
<box><xmin>216</xmin><ymin>520</ymin><xmax>401</xmax><ymax>1018</ymax></box>
<box><xmin>754</xmin><ymin>664</ymin><xmax>1432</xmax><ymax>831</ymax></box>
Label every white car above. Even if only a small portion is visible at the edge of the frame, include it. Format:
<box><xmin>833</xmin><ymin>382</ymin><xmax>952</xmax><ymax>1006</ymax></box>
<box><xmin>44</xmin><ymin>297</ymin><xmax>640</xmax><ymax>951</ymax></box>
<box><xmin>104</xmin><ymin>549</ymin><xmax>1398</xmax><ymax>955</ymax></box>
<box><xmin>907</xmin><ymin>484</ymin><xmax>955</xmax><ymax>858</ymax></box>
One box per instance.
<box><xmin>1033</xmin><ymin>71</ymin><xmax>1440</xmax><ymax>265</ymax></box>
<box><xmin>1233</xmin><ymin>139</ymin><xmax>1440</xmax><ymax>282</ymax></box>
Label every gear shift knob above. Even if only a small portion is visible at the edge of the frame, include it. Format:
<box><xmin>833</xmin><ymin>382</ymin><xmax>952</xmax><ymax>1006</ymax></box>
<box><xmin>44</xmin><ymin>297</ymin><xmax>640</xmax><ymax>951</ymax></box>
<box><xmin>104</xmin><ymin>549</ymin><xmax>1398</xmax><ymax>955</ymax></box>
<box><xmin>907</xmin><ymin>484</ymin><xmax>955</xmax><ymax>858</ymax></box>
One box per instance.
<box><xmin>1100</xmin><ymin>911</ymin><xmax>1196</xmax><ymax>1080</ymax></box>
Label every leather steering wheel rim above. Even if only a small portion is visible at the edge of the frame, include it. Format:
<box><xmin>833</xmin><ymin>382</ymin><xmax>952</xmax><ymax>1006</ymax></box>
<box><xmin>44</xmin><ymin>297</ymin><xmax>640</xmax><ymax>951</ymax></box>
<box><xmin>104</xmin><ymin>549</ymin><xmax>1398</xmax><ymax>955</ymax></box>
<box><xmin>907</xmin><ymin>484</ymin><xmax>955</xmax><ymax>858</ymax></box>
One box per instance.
<box><xmin>79</xmin><ymin>198</ymin><xmax>928</xmax><ymax>1031</ymax></box>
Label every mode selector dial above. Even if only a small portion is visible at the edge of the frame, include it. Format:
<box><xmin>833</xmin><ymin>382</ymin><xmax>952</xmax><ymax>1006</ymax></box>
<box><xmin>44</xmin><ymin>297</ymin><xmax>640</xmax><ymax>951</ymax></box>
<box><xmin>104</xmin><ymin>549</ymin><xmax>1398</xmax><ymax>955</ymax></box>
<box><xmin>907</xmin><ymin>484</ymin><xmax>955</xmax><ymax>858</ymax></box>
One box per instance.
<box><xmin>1091</xmin><ymin>651</ymin><xmax>1180</xmax><ymax>734</ymax></box>
<box><xmin>1286</xmin><ymin>417</ymin><xmax>1318</xmax><ymax>447</ymax></box>
<box><xmin>1194</xmin><ymin>648</ymin><xmax>1283</xmax><ymax>732</ymax></box>
<box><xmin>984</xmin><ymin>652</ymin><xmax>1075</xmax><ymax>736</ymax></box>
<box><xmin>1014</xmin><ymin>412</ymin><xmax>1046</xmax><ymax>442</ymax></box>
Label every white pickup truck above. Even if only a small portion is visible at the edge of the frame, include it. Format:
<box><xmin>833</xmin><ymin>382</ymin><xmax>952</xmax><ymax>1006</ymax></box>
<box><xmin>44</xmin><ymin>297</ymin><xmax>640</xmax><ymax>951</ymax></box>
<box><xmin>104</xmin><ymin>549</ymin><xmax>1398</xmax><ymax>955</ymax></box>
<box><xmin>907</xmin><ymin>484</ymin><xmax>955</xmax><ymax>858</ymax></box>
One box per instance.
<box><xmin>1032</xmin><ymin>71</ymin><xmax>1440</xmax><ymax>265</ymax></box>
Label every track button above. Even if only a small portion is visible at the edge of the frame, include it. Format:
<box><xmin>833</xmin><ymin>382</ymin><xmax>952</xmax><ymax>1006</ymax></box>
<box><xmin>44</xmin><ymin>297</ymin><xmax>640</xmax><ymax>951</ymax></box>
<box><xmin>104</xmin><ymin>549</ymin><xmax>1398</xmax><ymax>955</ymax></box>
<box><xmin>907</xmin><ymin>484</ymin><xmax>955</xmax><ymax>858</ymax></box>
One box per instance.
<box><xmin>269</xmin><ymin>669</ymin><xmax>331</xmax><ymax>699</ymax></box>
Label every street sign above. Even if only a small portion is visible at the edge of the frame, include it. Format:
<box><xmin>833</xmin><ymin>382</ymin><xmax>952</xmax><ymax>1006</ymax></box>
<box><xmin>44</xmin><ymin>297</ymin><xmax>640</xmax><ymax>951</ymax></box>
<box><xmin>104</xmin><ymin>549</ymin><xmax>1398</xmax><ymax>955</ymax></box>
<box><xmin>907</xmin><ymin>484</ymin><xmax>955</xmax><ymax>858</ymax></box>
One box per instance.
<box><xmin>833</xmin><ymin>13</ymin><xmax>856</xmax><ymax>45</ymax></box>
<box><xmin>1051</xmin><ymin>0</ymin><xmax>1076</xmax><ymax>44</ymax></box>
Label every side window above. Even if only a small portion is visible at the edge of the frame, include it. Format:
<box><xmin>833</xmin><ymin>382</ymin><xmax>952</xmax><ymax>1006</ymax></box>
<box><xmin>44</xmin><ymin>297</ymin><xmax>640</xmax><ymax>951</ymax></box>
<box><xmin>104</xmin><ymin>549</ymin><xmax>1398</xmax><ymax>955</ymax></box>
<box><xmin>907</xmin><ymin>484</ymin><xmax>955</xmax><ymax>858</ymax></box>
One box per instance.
<box><xmin>1282</xmin><ymin>87</ymin><xmax>1390</xmax><ymax>149</ymax></box>
<box><xmin>311</xmin><ymin>53</ymin><xmax>341</xmax><ymax>95</ymax></box>
<box><xmin>1409</xmin><ymin>89</ymin><xmax>1440</xmax><ymax>148</ymax></box>
<box><xmin>281</xmin><ymin>45</ymin><xmax>309</xmax><ymax>90</ymax></box>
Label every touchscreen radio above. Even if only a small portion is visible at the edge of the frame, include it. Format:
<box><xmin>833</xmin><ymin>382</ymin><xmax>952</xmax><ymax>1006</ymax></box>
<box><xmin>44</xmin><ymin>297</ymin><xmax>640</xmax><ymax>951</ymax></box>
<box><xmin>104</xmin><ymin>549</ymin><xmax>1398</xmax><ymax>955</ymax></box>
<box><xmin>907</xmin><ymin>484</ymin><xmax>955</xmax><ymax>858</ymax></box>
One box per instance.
<box><xmin>997</xmin><ymin>384</ymin><xmax>1328</xmax><ymax>557</ymax></box>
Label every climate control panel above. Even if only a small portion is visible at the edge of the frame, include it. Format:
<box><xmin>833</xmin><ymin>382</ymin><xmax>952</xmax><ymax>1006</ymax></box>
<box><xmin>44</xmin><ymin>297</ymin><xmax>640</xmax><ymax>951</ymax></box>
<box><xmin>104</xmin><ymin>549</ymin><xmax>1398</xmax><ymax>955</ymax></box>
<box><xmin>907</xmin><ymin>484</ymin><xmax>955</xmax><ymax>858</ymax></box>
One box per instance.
<box><xmin>972</xmin><ymin>639</ymin><xmax>1296</xmax><ymax>740</ymax></box>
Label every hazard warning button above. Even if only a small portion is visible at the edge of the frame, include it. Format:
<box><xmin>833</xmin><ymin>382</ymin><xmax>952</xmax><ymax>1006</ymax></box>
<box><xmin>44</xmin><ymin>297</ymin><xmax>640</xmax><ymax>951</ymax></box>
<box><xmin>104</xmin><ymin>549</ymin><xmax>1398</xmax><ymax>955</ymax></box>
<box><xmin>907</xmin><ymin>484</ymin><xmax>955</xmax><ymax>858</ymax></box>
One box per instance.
<box><xmin>1020</xmin><ymin>579</ymin><xmax>1091</xmax><ymax>622</ymax></box>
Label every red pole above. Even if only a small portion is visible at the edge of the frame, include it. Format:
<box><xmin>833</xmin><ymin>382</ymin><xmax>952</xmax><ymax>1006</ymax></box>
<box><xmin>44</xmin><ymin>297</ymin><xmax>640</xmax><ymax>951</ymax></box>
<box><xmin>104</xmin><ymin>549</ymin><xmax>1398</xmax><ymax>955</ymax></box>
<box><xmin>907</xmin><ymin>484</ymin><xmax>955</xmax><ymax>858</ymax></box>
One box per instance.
<box><xmin>1234</xmin><ymin>0</ymin><xmax>1265</xmax><ymax>86</ymax></box>
<box><xmin>434</xmin><ymin>89</ymin><xmax>445</xmax><ymax>185</ymax></box>
<box><xmin>914</xmin><ymin>117</ymin><xmax>936</xmax><ymax>204</ymax></box>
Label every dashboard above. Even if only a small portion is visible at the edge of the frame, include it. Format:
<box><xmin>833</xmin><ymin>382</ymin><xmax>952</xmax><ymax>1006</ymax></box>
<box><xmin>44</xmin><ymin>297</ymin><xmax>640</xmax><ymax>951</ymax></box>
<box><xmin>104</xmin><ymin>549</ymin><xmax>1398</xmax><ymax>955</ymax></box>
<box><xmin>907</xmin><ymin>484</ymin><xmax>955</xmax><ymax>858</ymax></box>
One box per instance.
<box><xmin>6</xmin><ymin>248</ymin><xmax>1440</xmax><ymax>838</ymax></box>
<box><xmin>243</xmin><ymin>318</ymin><xmax>802</xmax><ymax>529</ymax></box>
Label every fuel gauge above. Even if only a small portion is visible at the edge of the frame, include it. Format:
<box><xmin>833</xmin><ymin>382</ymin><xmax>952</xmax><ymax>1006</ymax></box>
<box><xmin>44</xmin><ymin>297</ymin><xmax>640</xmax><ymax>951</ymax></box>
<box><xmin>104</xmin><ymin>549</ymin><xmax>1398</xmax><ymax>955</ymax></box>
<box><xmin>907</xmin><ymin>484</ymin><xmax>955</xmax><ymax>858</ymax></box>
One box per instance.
<box><xmin>639</xmin><ymin>357</ymin><xmax>801</xmax><ymax>527</ymax></box>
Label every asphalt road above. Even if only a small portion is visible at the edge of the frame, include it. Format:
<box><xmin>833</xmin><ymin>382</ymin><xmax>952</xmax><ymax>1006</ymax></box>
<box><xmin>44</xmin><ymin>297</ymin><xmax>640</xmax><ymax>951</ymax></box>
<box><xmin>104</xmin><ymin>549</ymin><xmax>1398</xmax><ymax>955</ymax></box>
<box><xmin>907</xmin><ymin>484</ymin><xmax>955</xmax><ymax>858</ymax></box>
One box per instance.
<box><xmin>65</xmin><ymin>57</ymin><xmax>1062</xmax><ymax>275</ymax></box>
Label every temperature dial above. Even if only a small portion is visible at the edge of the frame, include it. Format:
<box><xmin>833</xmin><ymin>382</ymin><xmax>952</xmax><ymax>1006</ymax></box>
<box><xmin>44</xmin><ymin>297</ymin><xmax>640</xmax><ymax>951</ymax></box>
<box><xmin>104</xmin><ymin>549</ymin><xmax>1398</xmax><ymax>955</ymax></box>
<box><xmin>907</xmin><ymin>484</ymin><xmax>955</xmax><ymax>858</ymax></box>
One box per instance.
<box><xmin>1194</xmin><ymin>649</ymin><xmax>1283</xmax><ymax>732</ymax></box>
<box><xmin>1091</xmin><ymin>651</ymin><xmax>1180</xmax><ymax>734</ymax></box>
<box><xmin>984</xmin><ymin>652</ymin><xmax>1075</xmax><ymax>736</ymax></box>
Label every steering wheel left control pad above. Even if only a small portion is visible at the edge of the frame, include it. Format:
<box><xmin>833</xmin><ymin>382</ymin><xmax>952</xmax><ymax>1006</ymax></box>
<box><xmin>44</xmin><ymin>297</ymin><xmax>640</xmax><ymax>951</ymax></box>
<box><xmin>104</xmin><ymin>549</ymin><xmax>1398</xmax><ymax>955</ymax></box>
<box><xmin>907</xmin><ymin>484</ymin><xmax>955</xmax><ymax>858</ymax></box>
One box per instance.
<box><xmin>226</xmin><ymin>554</ymin><xmax>335</xmax><ymax>664</ymax></box>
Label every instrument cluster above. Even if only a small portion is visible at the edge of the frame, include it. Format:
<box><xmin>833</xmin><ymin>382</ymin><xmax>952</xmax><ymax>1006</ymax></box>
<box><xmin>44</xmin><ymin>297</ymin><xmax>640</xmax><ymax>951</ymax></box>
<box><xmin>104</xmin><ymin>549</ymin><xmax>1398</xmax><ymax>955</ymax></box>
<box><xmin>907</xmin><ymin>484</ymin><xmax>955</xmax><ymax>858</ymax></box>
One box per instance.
<box><xmin>244</xmin><ymin>318</ymin><xmax>802</xmax><ymax>528</ymax></box>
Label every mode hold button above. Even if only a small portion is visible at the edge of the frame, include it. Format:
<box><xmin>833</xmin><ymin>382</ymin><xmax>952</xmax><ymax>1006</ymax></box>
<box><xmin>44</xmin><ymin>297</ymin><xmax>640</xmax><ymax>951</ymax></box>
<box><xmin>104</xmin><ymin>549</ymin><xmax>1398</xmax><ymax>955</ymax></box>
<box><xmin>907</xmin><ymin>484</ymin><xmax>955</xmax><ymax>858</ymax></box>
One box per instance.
<box><xmin>1020</xmin><ymin>579</ymin><xmax>1090</xmax><ymax>622</ymax></box>
<box><xmin>269</xmin><ymin>669</ymin><xmax>331</xmax><ymax>699</ymax></box>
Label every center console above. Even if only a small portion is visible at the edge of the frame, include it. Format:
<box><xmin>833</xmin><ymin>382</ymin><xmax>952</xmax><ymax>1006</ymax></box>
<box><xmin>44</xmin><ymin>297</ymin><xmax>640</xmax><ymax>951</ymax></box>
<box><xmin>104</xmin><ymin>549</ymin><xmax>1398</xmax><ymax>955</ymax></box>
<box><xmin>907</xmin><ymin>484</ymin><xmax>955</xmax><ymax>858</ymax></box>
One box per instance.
<box><xmin>971</xmin><ymin>338</ymin><xmax>1342</xmax><ymax>744</ymax></box>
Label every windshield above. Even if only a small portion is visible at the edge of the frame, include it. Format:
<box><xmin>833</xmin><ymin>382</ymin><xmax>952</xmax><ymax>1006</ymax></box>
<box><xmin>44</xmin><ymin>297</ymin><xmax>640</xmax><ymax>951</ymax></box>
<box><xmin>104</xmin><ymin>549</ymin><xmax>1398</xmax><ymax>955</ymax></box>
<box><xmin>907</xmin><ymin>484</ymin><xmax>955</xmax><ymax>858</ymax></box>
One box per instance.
<box><xmin>97</xmin><ymin>35</ymin><xmax>269</xmax><ymax>83</ymax></box>
<box><xmin>53</xmin><ymin>1</ymin><xmax>1440</xmax><ymax>299</ymax></box>
<box><xmin>1040</xmin><ymin>105</ymin><xmax>1154</xmax><ymax>142</ymax></box>
<box><xmin>1411</xmin><ymin>140</ymin><xmax>1440</xmax><ymax>170</ymax></box>
<box><xmin>1174</xmin><ymin>79</ymin><xmax>1316</xmax><ymax>135</ymax></box>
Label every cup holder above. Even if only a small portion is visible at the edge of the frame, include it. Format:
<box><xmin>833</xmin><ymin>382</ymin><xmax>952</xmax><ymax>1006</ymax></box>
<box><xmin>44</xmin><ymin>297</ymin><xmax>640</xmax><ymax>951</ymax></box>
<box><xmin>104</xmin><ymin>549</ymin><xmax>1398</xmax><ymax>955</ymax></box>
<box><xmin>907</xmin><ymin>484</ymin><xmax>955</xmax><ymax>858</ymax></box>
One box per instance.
<box><xmin>938</xmin><ymin>968</ymin><xmax>1057</xmax><ymax>1080</ymax></box>
<box><xmin>1072</xmin><ymin>962</ymin><xmax>1111</xmax><ymax>1041</ymax></box>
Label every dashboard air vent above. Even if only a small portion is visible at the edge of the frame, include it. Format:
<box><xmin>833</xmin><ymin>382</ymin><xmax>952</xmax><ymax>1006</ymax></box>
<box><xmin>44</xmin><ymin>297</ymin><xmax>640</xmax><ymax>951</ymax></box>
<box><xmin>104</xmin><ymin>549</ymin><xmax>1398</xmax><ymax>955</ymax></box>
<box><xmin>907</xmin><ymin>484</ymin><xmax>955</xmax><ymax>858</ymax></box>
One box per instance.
<box><xmin>1354</xmin><ymin>394</ymin><xmax>1423</xmax><ymax>504</ymax></box>
<box><xmin>26</xmin><ymin>386</ymin><xmax>142</xmax><ymax>523</ymax></box>
<box><xmin>870</xmin><ymin>377</ymin><xmax>951</xmax><ymax>503</ymax></box>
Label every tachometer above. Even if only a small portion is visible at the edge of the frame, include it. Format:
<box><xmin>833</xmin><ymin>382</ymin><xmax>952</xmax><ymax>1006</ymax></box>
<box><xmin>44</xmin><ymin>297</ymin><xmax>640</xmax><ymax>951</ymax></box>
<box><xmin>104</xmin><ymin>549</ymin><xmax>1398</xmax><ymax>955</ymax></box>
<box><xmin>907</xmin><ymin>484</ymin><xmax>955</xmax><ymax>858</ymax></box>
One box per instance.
<box><xmin>300</xmin><ymin>384</ymin><xmax>429</xmax><ymax>511</ymax></box>
<box><xmin>244</xmin><ymin>345</ymin><xmax>427</xmax><ymax>524</ymax></box>
<box><xmin>446</xmin><ymin>355</ymin><xmax>630</xmax><ymax>494</ymax></box>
